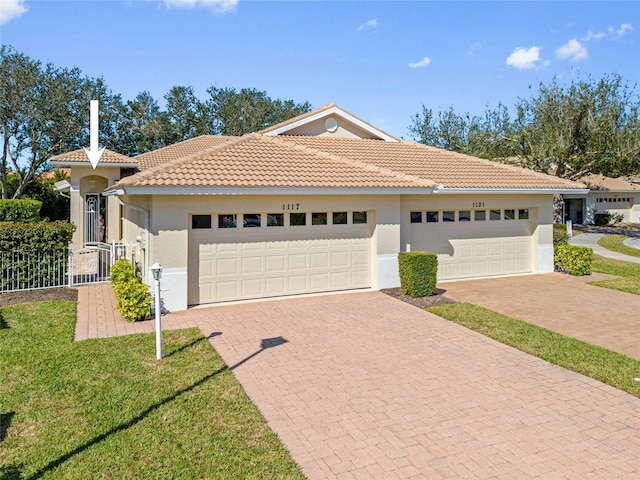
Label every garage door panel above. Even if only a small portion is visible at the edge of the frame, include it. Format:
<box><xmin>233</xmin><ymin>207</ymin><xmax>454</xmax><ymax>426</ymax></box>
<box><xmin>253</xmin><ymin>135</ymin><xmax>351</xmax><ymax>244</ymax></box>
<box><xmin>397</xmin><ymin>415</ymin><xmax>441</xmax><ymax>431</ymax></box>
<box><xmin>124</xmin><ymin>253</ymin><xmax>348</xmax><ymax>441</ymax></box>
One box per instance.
<box><xmin>217</xmin><ymin>257</ymin><xmax>239</xmax><ymax>276</ymax></box>
<box><xmin>241</xmin><ymin>256</ymin><xmax>263</xmax><ymax>275</ymax></box>
<box><xmin>216</xmin><ymin>281</ymin><xmax>239</xmax><ymax>300</ymax></box>
<box><xmin>487</xmin><ymin>259</ymin><xmax>503</xmax><ymax>275</ymax></box>
<box><xmin>351</xmin><ymin>270</ymin><xmax>370</xmax><ymax>287</ymax></box>
<box><xmin>331</xmin><ymin>251</ymin><xmax>349</xmax><ymax>268</ymax></box>
<box><xmin>217</xmin><ymin>243</ymin><xmax>240</xmax><ymax>254</ymax></box>
<box><xmin>241</xmin><ymin>278</ymin><xmax>263</xmax><ymax>297</ymax></box>
<box><xmin>310</xmin><ymin>252</ymin><xmax>329</xmax><ymax>268</ymax></box>
<box><xmin>265</xmin><ymin>277</ymin><xmax>286</xmax><ymax>295</ymax></box>
<box><xmin>265</xmin><ymin>254</ymin><xmax>286</xmax><ymax>273</ymax></box>
<box><xmin>503</xmin><ymin>242</ymin><xmax>517</xmax><ymax>256</ymax></box>
<box><xmin>310</xmin><ymin>273</ymin><xmax>330</xmax><ymax>289</ymax></box>
<box><xmin>288</xmin><ymin>275</ymin><xmax>309</xmax><ymax>293</ymax></box>
<box><xmin>191</xmin><ymin>222</ymin><xmax>371</xmax><ymax>304</ymax></box>
<box><xmin>488</xmin><ymin>243</ymin><xmax>502</xmax><ymax>257</ymax></box>
<box><xmin>288</xmin><ymin>253</ymin><xmax>309</xmax><ymax>270</ymax></box>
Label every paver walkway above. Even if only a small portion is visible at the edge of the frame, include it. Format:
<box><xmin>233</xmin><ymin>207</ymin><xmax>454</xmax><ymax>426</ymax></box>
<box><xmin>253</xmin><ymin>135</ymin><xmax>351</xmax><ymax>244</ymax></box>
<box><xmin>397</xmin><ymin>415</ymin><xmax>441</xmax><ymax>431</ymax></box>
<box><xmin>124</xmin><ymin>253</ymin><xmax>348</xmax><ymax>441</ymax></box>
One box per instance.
<box><xmin>76</xmin><ymin>285</ymin><xmax>640</xmax><ymax>479</ymax></box>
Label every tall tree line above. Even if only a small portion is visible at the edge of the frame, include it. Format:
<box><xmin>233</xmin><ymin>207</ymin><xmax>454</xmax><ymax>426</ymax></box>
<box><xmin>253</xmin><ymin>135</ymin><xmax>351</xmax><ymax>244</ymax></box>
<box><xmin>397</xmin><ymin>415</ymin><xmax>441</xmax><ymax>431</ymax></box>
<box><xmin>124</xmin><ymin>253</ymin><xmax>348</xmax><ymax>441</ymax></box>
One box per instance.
<box><xmin>0</xmin><ymin>45</ymin><xmax>311</xmax><ymax>199</ymax></box>
<box><xmin>409</xmin><ymin>74</ymin><xmax>640</xmax><ymax>180</ymax></box>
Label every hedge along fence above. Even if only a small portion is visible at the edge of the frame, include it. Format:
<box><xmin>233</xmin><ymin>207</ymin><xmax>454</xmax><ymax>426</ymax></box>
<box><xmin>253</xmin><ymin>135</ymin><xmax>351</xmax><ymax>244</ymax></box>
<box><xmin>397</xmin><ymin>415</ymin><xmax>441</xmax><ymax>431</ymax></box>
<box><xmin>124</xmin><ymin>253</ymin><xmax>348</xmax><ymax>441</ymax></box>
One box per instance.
<box><xmin>554</xmin><ymin>244</ymin><xmax>593</xmax><ymax>276</ymax></box>
<box><xmin>0</xmin><ymin>199</ymin><xmax>42</xmax><ymax>222</ymax></box>
<box><xmin>110</xmin><ymin>259</ymin><xmax>151</xmax><ymax>322</ymax></box>
<box><xmin>398</xmin><ymin>251</ymin><xmax>438</xmax><ymax>298</ymax></box>
<box><xmin>0</xmin><ymin>221</ymin><xmax>76</xmax><ymax>291</ymax></box>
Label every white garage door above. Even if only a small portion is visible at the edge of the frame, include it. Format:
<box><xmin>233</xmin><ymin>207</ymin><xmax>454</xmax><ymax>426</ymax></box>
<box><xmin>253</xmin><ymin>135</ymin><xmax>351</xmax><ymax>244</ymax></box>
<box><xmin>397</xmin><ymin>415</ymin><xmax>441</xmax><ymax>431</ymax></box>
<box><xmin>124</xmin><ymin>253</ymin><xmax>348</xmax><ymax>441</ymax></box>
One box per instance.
<box><xmin>409</xmin><ymin>208</ymin><xmax>533</xmax><ymax>281</ymax></box>
<box><xmin>188</xmin><ymin>212</ymin><xmax>371</xmax><ymax>305</ymax></box>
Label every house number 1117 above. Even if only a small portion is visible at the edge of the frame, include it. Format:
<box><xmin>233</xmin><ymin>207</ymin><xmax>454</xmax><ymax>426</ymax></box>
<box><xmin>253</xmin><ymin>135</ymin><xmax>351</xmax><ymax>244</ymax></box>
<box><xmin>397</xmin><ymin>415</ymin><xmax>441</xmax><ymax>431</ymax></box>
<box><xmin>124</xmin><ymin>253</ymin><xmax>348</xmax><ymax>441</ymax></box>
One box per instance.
<box><xmin>282</xmin><ymin>203</ymin><xmax>300</xmax><ymax>211</ymax></box>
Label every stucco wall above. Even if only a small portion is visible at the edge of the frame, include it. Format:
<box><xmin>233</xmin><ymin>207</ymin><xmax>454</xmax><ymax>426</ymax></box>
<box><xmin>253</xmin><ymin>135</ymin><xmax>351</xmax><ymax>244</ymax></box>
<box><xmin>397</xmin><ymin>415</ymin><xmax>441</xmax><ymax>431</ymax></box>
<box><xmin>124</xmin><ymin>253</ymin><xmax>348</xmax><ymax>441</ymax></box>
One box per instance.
<box><xmin>116</xmin><ymin>192</ymin><xmax>556</xmax><ymax>311</ymax></box>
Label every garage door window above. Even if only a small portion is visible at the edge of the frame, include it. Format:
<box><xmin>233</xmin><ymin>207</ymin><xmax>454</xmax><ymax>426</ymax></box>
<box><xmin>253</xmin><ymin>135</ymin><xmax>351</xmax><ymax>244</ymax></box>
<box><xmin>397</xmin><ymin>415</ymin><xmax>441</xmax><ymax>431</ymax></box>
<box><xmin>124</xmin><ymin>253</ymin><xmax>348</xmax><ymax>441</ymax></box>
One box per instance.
<box><xmin>219</xmin><ymin>214</ymin><xmax>237</xmax><ymax>228</ymax></box>
<box><xmin>353</xmin><ymin>211</ymin><xmax>367</xmax><ymax>224</ymax></box>
<box><xmin>290</xmin><ymin>212</ymin><xmax>306</xmax><ymax>226</ymax></box>
<box><xmin>333</xmin><ymin>212</ymin><xmax>347</xmax><ymax>225</ymax></box>
<box><xmin>443</xmin><ymin>211</ymin><xmax>455</xmax><ymax>222</ymax></box>
<box><xmin>459</xmin><ymin>210</ymin><xmax>471</xmax><ymax>222</ymax></box>
<box><xmin>267</xmin><ymin>213</ymin><xmax>284</xmax><ymax>226</ymax></box>
<box><xmin>243</xmin><ymin>213</ymin><xmax>261</xmax><ymax>227</ymax></box>
<box><xmin>504</xmin><ymin>209</ymin><xmax>515</xmax><ymax>220</ymax></box>
<box><xmin>410</xmin><ymin>211</ymin><xmax>422</xmax><ymax>223</ymax></box>
<box><xmin>426</xmin><ymin>211</ymin><xmax>439</xmax><ymax>223</ymax></box>
<box><xmin>192</xmin><ymin>215</ymin><xmax>212</xmax><ymax>229</ymax></box>
<box><xmin>490</xmin><ymin>209</ymin><xmax>501</xmax><ymax>221</ymax></box>
<box><xmin>474</xmin><ymin>210</ymin><xmax>486</xmax><ymax>221</ymax></box>
<box><xmin>312</xmin><ymin>212</ymin><xmax>327</xmax><ymax>225</ymax></box>
<box><xmin>519</xmin><ymin>209</ymin><xmax>529</xmax><ymax>220</ymax></box>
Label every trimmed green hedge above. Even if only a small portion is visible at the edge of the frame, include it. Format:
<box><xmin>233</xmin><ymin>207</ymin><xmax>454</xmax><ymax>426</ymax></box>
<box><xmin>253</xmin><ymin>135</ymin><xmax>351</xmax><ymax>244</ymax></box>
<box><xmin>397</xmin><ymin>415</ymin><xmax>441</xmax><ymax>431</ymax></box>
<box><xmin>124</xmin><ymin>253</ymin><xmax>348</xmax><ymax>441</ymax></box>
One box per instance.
<box><xmin>398</xmin><ymin>251</ymin><xmax>438</xmax><ymax>298</ymax></box>
<box><xmin>0</xmin><ymin>199</ymin><xmax>42</xmax><ymax>222</ymax></box>
<box><xmin>0</xmin><ymin>221</ymin><xmax>75</xmax><ymax>290</ymax></box>
<box><xmin>110</xmin><ymin>259</ymin><xmax>151</xmax><ymax>322</ymax></box>
<box><xmin>553</xmin><ymin>223</ymin><xmax>569</xmax><ymax>247</ymax></box>
<box><xmin>554</xmin><ymin>244</ymin><xmax>592</xmax><ymax>276</ymax></box>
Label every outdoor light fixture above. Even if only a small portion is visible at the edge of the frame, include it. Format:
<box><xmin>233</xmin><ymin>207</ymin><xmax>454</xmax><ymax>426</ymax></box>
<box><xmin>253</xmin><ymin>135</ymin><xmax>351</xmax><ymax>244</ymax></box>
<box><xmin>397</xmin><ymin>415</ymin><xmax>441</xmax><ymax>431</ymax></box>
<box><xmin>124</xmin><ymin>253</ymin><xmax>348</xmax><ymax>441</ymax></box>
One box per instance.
<box><xmin>150</xmin><ymin>262</ymin><xmax>163</xmax><ymax>359</ymax></box>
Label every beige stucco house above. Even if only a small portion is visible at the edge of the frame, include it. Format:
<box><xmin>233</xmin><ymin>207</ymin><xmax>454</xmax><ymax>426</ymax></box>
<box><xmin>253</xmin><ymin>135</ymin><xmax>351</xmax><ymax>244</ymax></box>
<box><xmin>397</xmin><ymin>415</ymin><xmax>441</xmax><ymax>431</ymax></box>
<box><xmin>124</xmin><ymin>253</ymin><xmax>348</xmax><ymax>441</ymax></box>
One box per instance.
<box><xmin>51</xmin><ymin>104</ymin><xmax>588</xmax><ymax>311</ymax></box>
<box><xmin>562</xmin><ymin>174</ymin><xmax>640</xmax><ymax>225</ymax></box>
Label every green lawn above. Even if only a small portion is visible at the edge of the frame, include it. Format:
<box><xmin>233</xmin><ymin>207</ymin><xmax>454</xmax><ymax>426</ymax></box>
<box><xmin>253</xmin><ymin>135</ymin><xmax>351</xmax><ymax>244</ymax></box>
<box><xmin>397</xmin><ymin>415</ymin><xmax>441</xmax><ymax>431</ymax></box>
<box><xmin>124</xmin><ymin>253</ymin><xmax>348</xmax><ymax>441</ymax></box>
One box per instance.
<box><xmin>590</xmin><ymin>253</ymin><xmax>640</xmax><ymax>295</ymax></box>
<box><xmin>427</xmin><ymin>303</ymin><xmax>640</xmax><ymax>398</ymax></box>
<box><xmin>0</xmin><ymin>301</ymin><xmax>303</xmax><ymax>480</ymax></box>
<box><xmin>597</xmin><ymin>234</ymin><xmax>640</xmax><ymax>258</ymax></box>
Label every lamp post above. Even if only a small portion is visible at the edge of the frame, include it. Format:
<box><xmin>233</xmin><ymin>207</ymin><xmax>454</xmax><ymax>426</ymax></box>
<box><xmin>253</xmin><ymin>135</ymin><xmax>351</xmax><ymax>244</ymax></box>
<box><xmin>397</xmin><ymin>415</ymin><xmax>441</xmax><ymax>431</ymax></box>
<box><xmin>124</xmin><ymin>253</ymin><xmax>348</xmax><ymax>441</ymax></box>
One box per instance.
<box><xmin>150</xmin><ymin>262</ymin><xmax>163</xmax><ymax>360</ymax></box>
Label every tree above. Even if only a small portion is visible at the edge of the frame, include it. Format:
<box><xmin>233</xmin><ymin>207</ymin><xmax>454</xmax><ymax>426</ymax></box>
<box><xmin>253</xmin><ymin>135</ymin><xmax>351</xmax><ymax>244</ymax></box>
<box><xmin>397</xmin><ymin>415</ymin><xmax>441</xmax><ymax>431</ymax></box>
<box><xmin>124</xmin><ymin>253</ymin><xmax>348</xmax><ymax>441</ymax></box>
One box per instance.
<box><xmin>158</xmin><ymin>86</ymin><xmax>209</xmax><ymax>145</ymax></box>
<box><xmin>0</xmin><ymin>46</ymin><xmax>117</xmax><ymax>199</ymax></box>
<box><xmin>206</xmin><ymin>87</ymin><xmax>311</xmax><ymax>136</ymax></box>
<box><xmin>409</xmin><ymin>74</ymin><xmax>640</xmax><ymax>178</ymax></box>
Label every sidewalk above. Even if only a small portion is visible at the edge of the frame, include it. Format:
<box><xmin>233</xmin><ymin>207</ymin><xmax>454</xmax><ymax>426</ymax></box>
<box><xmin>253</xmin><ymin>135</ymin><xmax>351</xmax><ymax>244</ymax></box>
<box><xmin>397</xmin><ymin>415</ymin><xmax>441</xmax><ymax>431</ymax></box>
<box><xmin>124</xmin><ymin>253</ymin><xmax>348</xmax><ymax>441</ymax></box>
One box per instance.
<box><xmin>569</xmin><ymin>232</ymin><xmax>640</xmax><ymax>264</ymax></box>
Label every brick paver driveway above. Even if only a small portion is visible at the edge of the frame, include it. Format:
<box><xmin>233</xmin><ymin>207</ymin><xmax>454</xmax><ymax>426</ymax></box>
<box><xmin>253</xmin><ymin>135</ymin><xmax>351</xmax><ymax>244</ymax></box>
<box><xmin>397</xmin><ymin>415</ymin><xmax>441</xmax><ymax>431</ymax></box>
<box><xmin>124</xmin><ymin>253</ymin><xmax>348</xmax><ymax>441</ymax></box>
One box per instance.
<box><xmin>441</xmin><ymin>272</ymin><xmax>640</xmax><ymax>361</ymax></box>
<box><xmin>178</xmin><ymin>292</ymin><xmax>640</xmax><ymax>479</ymax></box>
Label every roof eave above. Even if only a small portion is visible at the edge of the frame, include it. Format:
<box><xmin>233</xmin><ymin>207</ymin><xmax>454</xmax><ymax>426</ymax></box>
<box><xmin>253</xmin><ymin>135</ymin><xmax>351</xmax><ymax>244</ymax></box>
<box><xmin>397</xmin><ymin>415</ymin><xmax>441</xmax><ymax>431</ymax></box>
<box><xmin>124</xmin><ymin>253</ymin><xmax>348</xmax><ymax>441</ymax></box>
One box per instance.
<box><xmin>434</xmin><ymin>187</ymin><xmax>591</xmax><ymax>195</ymax></box>
<box><xmin>109</xmin><ymin>186</ymin><xmax>435</xmax><ymax>196</ymax></box>
<box><xmin>50</xmin><ymin>160</ymin><xmax>140</xmax><ymax>168</ymax></box>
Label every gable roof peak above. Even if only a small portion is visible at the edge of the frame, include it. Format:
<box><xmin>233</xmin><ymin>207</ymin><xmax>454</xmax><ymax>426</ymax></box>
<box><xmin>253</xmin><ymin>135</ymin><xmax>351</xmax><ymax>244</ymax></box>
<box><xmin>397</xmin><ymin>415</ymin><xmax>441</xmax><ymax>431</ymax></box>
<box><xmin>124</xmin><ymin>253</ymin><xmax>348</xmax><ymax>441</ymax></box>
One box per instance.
<box><xmin>259</xmin><ymin>103</ymin><xmax>399</xmax><ymax>142</ymax></box>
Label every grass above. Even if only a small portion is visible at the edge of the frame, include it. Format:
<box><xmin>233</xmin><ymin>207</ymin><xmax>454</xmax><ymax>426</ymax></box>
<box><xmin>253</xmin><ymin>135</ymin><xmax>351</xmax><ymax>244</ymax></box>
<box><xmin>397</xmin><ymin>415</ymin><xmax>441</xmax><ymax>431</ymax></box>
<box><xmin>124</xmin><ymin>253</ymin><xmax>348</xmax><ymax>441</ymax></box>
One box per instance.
<box><xmin>590</xmin><ymin>253</ymin><xmax>640</xmax><ymax>295</ymax></box>
<box><xmin>0</xmin><ymin>300</ymin><xmax>303</xmax><ymax>480</ymax></box>
<box><xmin>597</xmin><ymin>234</ymin><xmax>640</xmax><ymax>258</ymax></box>
<box><xmin>427</xmin><ymin>303</ymin><xmax>640</xmax><ymax>398</ymax></box>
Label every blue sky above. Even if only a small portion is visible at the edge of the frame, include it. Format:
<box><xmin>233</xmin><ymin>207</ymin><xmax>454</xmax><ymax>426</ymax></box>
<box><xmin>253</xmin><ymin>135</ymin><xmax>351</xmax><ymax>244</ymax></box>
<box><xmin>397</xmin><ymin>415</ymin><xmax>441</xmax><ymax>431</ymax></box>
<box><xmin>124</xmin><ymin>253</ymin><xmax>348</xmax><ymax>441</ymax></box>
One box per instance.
<box><xmin>1</xmin><ymin>0</ymin><xmax>638</xmax><ymax>139</ymax></box>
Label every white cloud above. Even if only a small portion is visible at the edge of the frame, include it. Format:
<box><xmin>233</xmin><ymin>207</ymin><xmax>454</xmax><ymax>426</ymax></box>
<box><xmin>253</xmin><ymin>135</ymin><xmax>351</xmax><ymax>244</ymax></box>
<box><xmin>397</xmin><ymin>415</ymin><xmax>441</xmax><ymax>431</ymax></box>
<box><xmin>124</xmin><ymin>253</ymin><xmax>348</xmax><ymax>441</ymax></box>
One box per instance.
<box><xmin>505</xmin><ymin>46</ymin><xmax>543</xmax><ymax>70</ymax></box>
<box><xmin>163</xmin><ymin>0</ymin><xmax>238</xmax><ymax>14</ymax></box>
<box><xmin>582</xmin><ymin>29</ymin><xmax>606</xmax><ymax>41</ymax></box>
<box><xmin>357</xmin><ymin>18</ymin><xmax>377</xmax><ymax>32</ymax></box>
<box><xmin>555</xmin><ymin>39</ymin><xmax>588</xmax><ymax>61</ymax></box>
<box><xmin>467</xmin><ymin>42</ymin><xmax>482</xmax><ymax>56</ymax></box>
<box><xmin>0</xmin><ymin>0</ymin><xmax>29</xmax><ymax>25</ymax></box>
<box><xmin>408</xmin><ymin>56</ymin><xmax>431</xmax><ymax>69</ymax></box>
<box><xmin>610</xmin><ymin>22</ymin><xmax>633</xmax><ymax>39</ymax></box>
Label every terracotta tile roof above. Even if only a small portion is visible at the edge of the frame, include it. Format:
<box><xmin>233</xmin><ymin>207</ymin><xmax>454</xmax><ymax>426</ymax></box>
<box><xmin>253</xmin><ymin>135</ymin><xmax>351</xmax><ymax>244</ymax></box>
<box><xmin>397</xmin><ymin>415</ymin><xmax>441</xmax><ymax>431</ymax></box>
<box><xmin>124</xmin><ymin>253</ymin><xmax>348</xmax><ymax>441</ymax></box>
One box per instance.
<box><xmin>282</xmin><ymin>137</ymin><xmax>585</xmax><ymax>190</ymax></box>
<box><xmin>50</xmin><ymin>148</ymin><xmax>135</xmax><ymax>165</ymax></box>
<box><xmin>134</xmin><ymin>135</ymin><xmax>236</xmax><ymax>170</ymax></box>
<box><xmin>114</xmin><ymin>134</ymin><xmax>434</xmax><ymax>190</ymax></box>
<box><xmin>578</xmin><ymin>174</ymin><xmax>640</xmax><ymax>192</ymax></box>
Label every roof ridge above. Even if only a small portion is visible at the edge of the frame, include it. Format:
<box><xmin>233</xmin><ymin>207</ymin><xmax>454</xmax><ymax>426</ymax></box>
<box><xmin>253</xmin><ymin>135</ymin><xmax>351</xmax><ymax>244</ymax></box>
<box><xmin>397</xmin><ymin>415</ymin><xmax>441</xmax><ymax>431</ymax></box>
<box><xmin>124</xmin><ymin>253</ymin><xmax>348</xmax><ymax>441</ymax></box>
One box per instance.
<box><xmin>258</xmin><ymin>104</ymin><xmax>337</xmax><ymax>134</ymax></box>
<box><xmin>116</xmin><ymin>135</ymin><xmax>253</xmax><ymax>187</ymax></box>
<box><xmin>413</xmin><ymin>143</ymin><xmax>586</xmax><ymax>188</ymax></box>
<box><xmin>265</xmin><ymin>135</ymin><xmax>435</xmax><ymax>188</ymax></box>
<box><xmin>50</xmin><ymin>148</ymin><xmax>132</xmax><ymax>162</ymax></box>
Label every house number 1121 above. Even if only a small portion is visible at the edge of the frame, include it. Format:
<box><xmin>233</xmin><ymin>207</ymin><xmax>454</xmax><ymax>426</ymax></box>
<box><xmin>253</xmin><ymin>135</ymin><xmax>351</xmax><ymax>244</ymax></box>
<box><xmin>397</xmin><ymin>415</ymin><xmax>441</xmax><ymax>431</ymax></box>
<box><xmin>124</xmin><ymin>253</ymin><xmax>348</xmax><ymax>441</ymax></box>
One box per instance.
<box><xmin>282</xmin><ymin>203</ymin><xmax>300</xmax><ymax>211</ymax></box>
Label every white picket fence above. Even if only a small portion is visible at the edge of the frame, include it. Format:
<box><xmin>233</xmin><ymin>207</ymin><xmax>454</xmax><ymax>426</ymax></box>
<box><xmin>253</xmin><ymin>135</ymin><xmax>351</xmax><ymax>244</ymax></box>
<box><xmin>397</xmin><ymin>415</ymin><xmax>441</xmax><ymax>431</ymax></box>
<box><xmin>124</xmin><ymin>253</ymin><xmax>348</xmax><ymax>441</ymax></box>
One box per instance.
<box><xmin>1</xmin><ymin>242</ymin><xmax>135</xmax><ymax>293</ymax></box>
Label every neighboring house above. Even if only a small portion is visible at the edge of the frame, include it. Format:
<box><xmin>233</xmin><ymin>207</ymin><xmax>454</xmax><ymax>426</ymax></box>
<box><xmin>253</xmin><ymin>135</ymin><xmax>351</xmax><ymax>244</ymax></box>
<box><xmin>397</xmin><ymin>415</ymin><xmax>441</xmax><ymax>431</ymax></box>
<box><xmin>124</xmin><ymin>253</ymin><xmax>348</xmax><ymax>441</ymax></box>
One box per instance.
<box><xmin>562</xmin><ymin>174</ymin><xmax>640</xmax><ymax>225</ymax></box>
<box><xmin>51</xmin><ymin>104</ymin><xmax>587</xmax><ymax>311</ymax></box>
